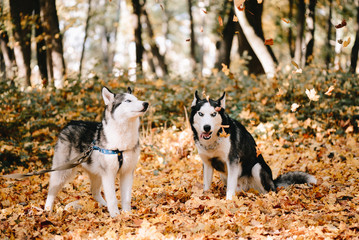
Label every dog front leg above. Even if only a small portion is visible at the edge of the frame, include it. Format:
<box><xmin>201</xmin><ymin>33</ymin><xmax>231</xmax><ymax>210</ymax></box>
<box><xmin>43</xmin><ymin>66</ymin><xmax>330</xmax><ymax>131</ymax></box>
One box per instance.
<box><xmin>226</xmin><ymin>163</ymin><xmax>241</xmax><ymax>200</ymax></box>
<box><xmin>120</xmin><ymin>170</ymin><xmax>134</xmax><ymax>212</ymax></box>
<box><xmin>203</xmin><ymin>162</ymin><xmax>214</xmax><ymax>191</ymax></box>
<box><xmin>102</xmin><ymin>174</ymin><xmax>120</xmax><ymax>217</ymax></box>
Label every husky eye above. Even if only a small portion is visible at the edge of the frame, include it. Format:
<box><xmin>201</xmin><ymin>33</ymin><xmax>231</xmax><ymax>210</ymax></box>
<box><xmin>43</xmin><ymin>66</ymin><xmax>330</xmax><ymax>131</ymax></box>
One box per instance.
<box><xmin>210</xmin><ymin>112</ymin><xmax>217</xmax><ymax>117</ymax></box>
<box><xmin>125</xmin><ymin>99</ymin><xmax>132</xmax><ymax>103</ymax></box>
<box><xmin>198</xmin><ymin>112</ymin><xmax>204</xmax><ymax>117</ymax></box>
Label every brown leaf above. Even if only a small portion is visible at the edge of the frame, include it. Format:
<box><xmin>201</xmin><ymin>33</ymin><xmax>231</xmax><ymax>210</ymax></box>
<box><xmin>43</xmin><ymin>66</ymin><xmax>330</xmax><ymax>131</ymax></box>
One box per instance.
<box><xmin>218</xmin><ymin>16</ymin><xmax>223</xmax><ymax>26</ymax></box>
<box><xmin>264</xmin><ymin>39</ymin><xmax>274</xmax><ymax>45</ymax></box>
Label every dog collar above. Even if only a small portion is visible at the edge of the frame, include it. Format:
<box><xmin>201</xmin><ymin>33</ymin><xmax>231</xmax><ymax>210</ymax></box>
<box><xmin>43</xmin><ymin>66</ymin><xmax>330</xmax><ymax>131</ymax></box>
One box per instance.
<box><xmin>92</xmin><ymin>144</ymin><xmax>123</xmax><ymax>168</ymax></box>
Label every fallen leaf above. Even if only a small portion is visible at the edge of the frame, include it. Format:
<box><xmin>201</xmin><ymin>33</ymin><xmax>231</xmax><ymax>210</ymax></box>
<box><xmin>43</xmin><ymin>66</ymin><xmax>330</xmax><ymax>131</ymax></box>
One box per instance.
<box><xmin>306</xmin><ymin>88</ymin><xmax>320</xmax><ymax>102</ymax></box>
<box><xmin>291</xmin><ymin>103</ymin><xmax>301</xmax><ymax>112</ymax></box>
<box><xmin>325</xmin><ymin>86</ymin><xmax>335</xmax><ymax>96</ymax></box>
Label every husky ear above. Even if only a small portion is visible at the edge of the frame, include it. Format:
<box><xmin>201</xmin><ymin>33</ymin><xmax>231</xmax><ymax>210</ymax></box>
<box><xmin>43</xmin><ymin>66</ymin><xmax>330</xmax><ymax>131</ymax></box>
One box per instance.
<box><xmin>218</xmin><ymin>92</ymin><xmax>226</xmax><ymax>109</ymax></box>
<box><xmin>127</xmin><ymin>87</ymin><xmax>133</xmax><ymax>94</ymax></box>
<box><xmin>191</xmin><ymin>90</ymin><xmax>201</xmax><ymax>107</ymax></box>
<box><xmin>102</xmin><ymin>87</ymin><xmax>114</xmax><ymax>106</ymax></box>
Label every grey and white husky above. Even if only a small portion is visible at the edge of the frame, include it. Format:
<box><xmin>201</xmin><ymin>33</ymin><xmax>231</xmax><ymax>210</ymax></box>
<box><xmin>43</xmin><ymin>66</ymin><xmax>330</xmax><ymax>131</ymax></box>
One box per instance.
<box><xmin>44</xmin><ymin>87</ymin><xmax>148</xmax><ymax>217</ymax></box>
<box><xmin>190</xmin><ymin>91</ymin><xmax>316</xmax><ymax>200</ymax></box>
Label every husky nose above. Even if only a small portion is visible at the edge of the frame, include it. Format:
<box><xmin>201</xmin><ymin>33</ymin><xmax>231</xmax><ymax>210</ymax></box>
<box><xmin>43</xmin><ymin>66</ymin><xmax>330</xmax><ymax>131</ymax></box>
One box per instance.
<box><xmin>143</xmin><ymin>102</ymin><xmax>149</xmax><ymax>111</ymax></box>
<box><xmin>203</xmin><ymin>125</ymin><xmax>211</xmax><ymax>133</ymax></box>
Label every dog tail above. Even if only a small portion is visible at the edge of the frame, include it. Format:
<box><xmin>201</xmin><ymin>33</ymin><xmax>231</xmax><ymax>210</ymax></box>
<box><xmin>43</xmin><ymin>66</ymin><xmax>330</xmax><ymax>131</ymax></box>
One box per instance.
<box><xmin>274</xmin><ymin>171</ymin><xmax>317</xmax><ymax>188</ymax></box>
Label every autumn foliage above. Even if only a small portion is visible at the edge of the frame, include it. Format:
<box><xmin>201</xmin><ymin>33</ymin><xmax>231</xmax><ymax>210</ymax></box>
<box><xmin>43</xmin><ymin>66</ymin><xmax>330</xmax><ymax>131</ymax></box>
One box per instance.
<box><xmin>0</xmin><ymin>71</ymin><xmax>358</xmax><ymax>239</ymax></box>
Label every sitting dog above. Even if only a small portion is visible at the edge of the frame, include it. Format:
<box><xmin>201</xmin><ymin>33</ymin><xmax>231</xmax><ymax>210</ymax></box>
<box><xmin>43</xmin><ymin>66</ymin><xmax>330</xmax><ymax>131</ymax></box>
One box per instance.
<box><xmin>190</xmin><ymin>91</ymin><xmax>316</xmax><ymax>200</ymax></box>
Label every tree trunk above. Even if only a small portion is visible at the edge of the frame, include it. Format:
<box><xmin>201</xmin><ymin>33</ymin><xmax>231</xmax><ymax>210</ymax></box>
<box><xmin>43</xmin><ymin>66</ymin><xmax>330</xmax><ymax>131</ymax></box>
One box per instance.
<box><xmin>215</xmin><ymin>1</ymin><xmax>237</xmax><ymax>69</ymax></box>
<box><xmin>0</xmin><ymin>29</ymin><xmax>15</xmax><ymax>80</ymax></box>
<box><xmin>325</xmin><ymin>0</ymin><xmax>333</xmax><ymax>69</ymax></box>
<box><xmin>143</xmin><ymin>8</ymin><xmax>168</xmax><ymax>76</ymax></box>
<box><xmin>39</xmin><ymin>0</ymin><xmax>65</xmax><ymax>88</ymax></box>
<box><xmin>188</xmin><ymin>0</ymin><xmax>197</xmax><ymax>65</ymax></box>
<box><xmin>304</xmin><ymin>0</ymin><xmax>316</xmax><ymax>66</ymax></box>
<box><xmin>234</xmin><ymin>0</ymin><xmax>277</xmax><ymax>78</ymax></box>
<box><xmin>9</xmin><ymin>0</ymin><xmax>33</xmax><ymax>87</ymax></box>
<box><xmin>288</xmin><ymin>0</ymin><xmax>294</xmax><ymax>58</ymax></box>
<box><xmin>132</xmin><ymin>0</ymin><xmax>144</xmax><ymax>73</ymax></box>
<box><xmin>34</xmin><ymin>0</ymin><xmax>48</xmax><ymax>86</ymax></box>
<box><xmin>294</xmin><ymin>0</ymin><xmax>305</xmax><ymax>67</ymax></box>
<box><xmin>78</xmin><ymin>0</ymin><xmax>92</xmax><ymax>81</ymax></box>
<box><xmin>350</xmin><ymin>0</ymin><xmax>359</xmax><ymax>73</ymax></box>
<box><xmin>98</xmin><ymin>0</ymin><xmax>121</xmax><ymax>75</ymax></box>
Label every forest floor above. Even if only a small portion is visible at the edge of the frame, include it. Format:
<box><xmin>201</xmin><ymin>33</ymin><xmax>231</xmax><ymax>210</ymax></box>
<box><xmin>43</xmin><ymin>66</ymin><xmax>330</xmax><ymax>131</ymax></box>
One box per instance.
<box><xmin>0</xmin><ymin>73</ymin><xmax>358</xmax><ymax>239</ymax></box>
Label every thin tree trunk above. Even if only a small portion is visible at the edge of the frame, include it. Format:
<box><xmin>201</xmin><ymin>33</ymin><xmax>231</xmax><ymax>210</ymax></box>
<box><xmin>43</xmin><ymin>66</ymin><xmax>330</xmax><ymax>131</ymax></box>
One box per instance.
<box><xmin>326</xmin><ymin>0</ymin><xmax>333</xmax><ymax>69</ymax></box>
<box><xmin>39</xmin><ymin>0</ymin><xmax>66</xmax><ymax>88</ymax></box>
<box><xmin>9</xmin><ymin>0</ymin><xmax>33</xmax><ymax>87</ymax></box>
<box><xmin>334</xmin><ymin>20</ymin><xmax>344</xmax><ymax>71</ymax></box>
<box><xmin>294</xmin><ymin>0</ymin><xmax>305</xmax><ymax>66</ymax></box>
<box><xmin>0</xmin><ymin>29</ymin><xmax>15</xmax><ymax>80</ymax></box>
<box><xmin>78</xmin><ymin>0</ymin><xmax>92</xmax><ymax>81</ymax></box>
<box><xmin>215</xmin><ymin>1</ymin><xmax>237</xmax><ymax>69</ymax></box>
<box><xmin>234</xmin><ymin>0</ymin><xmax>276</xmax><ymax>78</ymax></box>
<box><xmin>350</xmin><ymin>0</ymin><xmax>359</xmax><ymax>73</ymax></box>
<box><xmin>288</xmin><ymin>0</ymin><xmax>294</xmax><ymax>58</ymax></box>
<box><xmin>132</xmin><ymin>0</ymin><xmax>144</xmax><ymax>73</ymax></box>
<box><xmin>143</xmin><ymin>8</ymin><xmax>168</xmax><ymax>76</ymax></box>
<box><xmin>98</xmin><ymin>0</ymin><xmax>121</xmax><ymax>74</ymax></box>
<box><xmin>34</xmin><ymin>0</ymin><xmax>48</xmax><ymax>86</ymax></box>
<box><xmin>188</xmin><ymin>0</ymin><xmax>197</xmax><ymax>65</ymax></box>
<box><xmin>304</xmin><ymin>0</ymin><xmax>316</xmax><ymax>66</ymax></box>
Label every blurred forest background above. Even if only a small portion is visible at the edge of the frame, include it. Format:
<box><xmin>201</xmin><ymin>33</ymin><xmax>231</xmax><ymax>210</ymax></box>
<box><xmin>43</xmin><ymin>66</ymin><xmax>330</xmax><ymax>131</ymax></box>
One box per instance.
<box><xmin>0</xmin><ymin>0</ymin><xmax>358</xmax><ymax>88</ymax></box>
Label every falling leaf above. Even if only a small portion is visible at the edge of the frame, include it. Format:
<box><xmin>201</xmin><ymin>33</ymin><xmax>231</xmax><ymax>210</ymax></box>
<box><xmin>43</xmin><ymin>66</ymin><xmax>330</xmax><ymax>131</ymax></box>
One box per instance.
<box><xmin>337</xmin><ymin>39</ymin><xmax>343</xmax><ymax>44</ymax></box>
<box><xmin>325</xmin><ymin>86</ymin><xmax>335</xmax><ymax>96</ymax></box>
<box><xmin>306</xmin><ymin>88</ymin><xmax>320</xmax><ymax>102</ymax></box>
<box><xmin>291</xmin><ymin>61</ymin><xmax>302</xmax><ymax>74</ymax></box>
<box><xmin>160</xmin><ymin>4</ymin><xmax>164</xmax><ymax>11</ymax></box>
<box><xmin>233</xmin><ymin>16</ymin><xmax>238</xmax><ymax>22</ymax></box>
<box><xmin>202</xmin><ymin>9</ymin><xmax>207</xmax><ymax>14</ymax></box>
<box><xmin>186</xmin><ymin>39</ymin><xmax>191</xmax><ymax>42</ymax></box>
<box><xmin>291</xmin><ymin>103</ymin><xmax>301</xmax><ymax>112</ymax></box>
<box><xmin>343</xmin><ymin>37</ymin><xmax>350</xmax><ymax>47</ymax></box>
<box><xmin>281</xmin><ymin>18</ymin><xmax>290</xmax><ymax>23</ymax></box>
<box><xmin>215</xmin><ymin>107</ymin><xmax>222</xmax><ymax>112</ymax></box>
<box><xmin>257</xmin><ymin>0</ymin><xmax>263</xmax><ymax>3</ymax></box>
<box><xmin>200</xmin><ymin>26</ymin><xmax>204</xmax><ymax>32</ymax></box>
<box><xmin>218</xmin><ymin>16</ymin><xmax>223</xmax><ymax>26</ymax></box>
<box><xmin>264</xmin><ymin>39</ymin><xmax>274</xmax><ymax>45</ymax></box>
<box><xmin>335</xmin><ymin>19</ymin><xmax>347</xmax><ymax>29</ymax></box>
<box><xmin>291</xmin><ymin>61</ymin><xmax>299</xmax><ymax>69</ymax></box>
<box><xmin>234</xmin><ymin>0</ymin><xmax>246</xmax><ymax>11</ymax></box>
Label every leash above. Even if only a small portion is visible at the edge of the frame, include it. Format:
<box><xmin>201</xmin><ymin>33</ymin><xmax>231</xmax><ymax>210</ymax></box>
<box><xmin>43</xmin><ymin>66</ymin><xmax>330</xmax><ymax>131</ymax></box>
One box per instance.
<box><xmin>0</xmin><ymin>146</ymin><xmax>94</xmax><ymax>180</ymax></box>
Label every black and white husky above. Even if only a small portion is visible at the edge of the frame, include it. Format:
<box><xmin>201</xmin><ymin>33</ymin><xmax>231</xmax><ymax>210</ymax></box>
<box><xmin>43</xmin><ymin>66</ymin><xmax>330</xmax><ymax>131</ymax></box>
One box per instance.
<box><xmin>190</xmin><ymin>91</ymin><xmax>316</xmax><ymax>200</ymax></box>
<box><xmin>44</xmin><ymin>87</ymin><xmax>149</xmax><ymax>217</ymax></box>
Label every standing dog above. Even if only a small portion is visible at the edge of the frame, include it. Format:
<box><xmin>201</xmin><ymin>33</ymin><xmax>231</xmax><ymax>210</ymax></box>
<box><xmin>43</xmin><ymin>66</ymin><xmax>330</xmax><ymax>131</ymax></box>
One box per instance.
<box><xmin>190</xmin><ymin>91</ymin><xmax>316</xmax><ymax>200</ymax></box>
<box><xmin>45</xmin><ymin>87</ymin><xmax>148</xmax><ymax>217</ymax></box>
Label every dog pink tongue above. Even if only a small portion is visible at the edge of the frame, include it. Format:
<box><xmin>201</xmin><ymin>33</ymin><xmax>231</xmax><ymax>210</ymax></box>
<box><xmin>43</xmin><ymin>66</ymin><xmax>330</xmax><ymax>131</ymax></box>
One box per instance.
<box><xmin>201</xmin><ymin>132</ymin><xmax>211</xmax><ymax>139</ymax></box>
